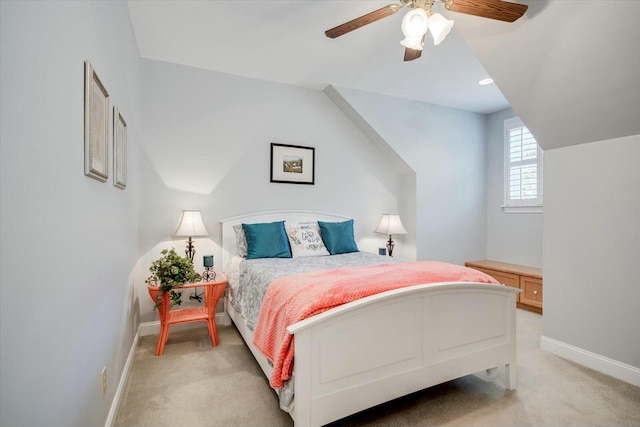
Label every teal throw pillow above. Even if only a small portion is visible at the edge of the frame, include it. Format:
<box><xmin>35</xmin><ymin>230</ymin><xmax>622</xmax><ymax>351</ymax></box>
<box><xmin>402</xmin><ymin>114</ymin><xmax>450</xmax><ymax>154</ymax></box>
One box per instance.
<box><xmin>318</xmin><ymin>219</ymin><xmax>359</xmax><ymax>255</ymax></box>
<box><xmin>242</xmin><ymin>221</ymin><xmax>292</xmax><ymax>260</ymax></box>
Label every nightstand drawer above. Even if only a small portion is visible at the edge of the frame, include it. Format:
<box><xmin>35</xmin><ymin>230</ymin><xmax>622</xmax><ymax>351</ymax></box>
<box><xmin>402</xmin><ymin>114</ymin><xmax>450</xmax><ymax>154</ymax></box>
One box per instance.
<box><xmin>520</xmin><ymin>276</ymin><xmax>542</xmax><ymax>308</ymax></box>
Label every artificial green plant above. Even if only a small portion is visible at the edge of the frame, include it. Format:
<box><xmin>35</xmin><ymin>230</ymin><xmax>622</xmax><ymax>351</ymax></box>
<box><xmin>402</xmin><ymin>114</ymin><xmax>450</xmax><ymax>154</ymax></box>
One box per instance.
<box><xmin>146</xmin><ymin>248</ymin><xmax>201</xmax><ymax>308</ymax></box>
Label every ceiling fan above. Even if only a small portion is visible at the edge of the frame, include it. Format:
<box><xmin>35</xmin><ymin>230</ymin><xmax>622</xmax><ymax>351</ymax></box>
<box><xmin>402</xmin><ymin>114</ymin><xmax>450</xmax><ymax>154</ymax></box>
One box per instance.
<box><xmin>325</xmin><ymin>0</ymin><xmax>528</xmax><ymax>61</ymax></box>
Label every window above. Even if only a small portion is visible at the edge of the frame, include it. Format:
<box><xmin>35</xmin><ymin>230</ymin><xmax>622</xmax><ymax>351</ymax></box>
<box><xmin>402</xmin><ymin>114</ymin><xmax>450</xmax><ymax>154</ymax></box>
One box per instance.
<box><xmin>503</xmin><ymin>117</ymin><xmax>543</xmax><ymax>213</ymax></box>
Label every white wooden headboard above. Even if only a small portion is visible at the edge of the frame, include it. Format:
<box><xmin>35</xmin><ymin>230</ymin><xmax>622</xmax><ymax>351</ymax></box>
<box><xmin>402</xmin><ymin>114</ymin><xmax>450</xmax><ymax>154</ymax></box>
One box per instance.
<box><xmin>219</xmin><ymin>210</ymin><xmax>351</xmax><ymax>272</ymax></box>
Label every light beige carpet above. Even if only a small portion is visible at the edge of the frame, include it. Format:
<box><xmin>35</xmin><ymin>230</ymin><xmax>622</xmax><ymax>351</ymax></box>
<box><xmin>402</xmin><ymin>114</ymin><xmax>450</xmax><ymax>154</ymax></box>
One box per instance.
<box><xmin>115</xmin><ymin>310</ymin><xmax>640</xmax><ymax>426</ymax></box>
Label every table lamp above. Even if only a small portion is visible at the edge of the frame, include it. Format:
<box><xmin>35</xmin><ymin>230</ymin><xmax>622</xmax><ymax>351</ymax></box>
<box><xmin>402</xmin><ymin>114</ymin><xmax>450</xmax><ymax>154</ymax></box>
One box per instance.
<box><xmin>174</xmin><ymin>210</ymin><xmax>209</xmax><ymax>262</ymax></box>
<box><xmin>374</xmin><ymin>214</ymin><xmax>407</xmax><ymax>257</ymax></box>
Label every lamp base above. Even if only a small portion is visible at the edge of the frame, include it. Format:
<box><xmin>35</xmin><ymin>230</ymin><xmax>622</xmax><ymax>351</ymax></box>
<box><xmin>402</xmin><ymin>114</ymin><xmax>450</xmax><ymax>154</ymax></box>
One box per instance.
<box><xmin>386</xmin><ymin>235</ymin><xmax>395</xmax><ymax>257</ymax></box>
<box><xmin>184</xmin><ymin>237</ymin><xmax>195</xmax><ymax>262</ymax></box>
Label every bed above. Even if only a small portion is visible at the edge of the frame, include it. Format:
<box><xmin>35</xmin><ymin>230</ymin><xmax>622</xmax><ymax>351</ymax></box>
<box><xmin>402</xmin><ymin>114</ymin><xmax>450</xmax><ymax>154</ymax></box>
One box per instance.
<box><xmin>220</xmin><ymin>210</ymin><xmax>520</xmax><ymax>427</ymax></box>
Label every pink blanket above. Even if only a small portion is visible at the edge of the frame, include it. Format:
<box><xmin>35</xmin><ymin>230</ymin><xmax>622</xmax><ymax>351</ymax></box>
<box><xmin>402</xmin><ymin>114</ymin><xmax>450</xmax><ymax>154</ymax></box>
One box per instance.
<box><xmin>252</xmin><ymin>261</ymin><xmax>499</xmax><ymax>389</ymax></box>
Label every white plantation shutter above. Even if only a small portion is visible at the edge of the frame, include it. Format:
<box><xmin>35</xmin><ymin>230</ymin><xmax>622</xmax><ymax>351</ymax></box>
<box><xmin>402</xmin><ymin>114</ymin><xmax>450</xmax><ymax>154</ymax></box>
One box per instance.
<box><xmin>504</xmin><ymin>117</ymin><xmax>543</xmax><ymax>210</ymax></box>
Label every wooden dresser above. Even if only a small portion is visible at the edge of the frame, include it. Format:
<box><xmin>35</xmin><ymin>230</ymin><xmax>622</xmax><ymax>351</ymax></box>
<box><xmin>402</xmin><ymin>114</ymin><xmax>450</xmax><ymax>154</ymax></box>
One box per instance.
<box><xmin>465</xmin><ymin>260</ymin><xmax>543</xmax><ymax>314</ymax></box>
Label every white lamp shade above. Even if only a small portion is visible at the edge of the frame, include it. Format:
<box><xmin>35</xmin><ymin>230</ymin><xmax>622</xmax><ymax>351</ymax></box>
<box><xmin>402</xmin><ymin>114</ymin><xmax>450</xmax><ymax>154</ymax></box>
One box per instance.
<box><xmin>174</xmin><ymin>210</ymin><xmax>209</xmax><ymax>237</ymax></box>
<box><xmin>374</xmin><ymin>214</ymin><xmax>408</xmax><ymax>235</ymax></box>
<box><xmin>428</xmin><ymin>12</ymin><xmax>454</xmax><ymax>46</ymax></box>
<box><xmin>400</xmin><ymin>8</ymin><xmax>428</xmax><ymax>50</ymax></box>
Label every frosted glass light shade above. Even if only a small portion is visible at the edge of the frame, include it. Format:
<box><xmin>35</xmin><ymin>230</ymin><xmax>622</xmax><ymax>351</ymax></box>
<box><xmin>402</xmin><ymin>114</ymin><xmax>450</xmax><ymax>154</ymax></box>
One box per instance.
<box><xmin>174</xmin><ymin>210</ymin><xmax>209</xmax><ymax>237</ymax></box>
<box><xmin>374</xmin><ymin>214</ymin><xmax>408</xmax><ymax>235</ymax></box>
<box><xmin>400</xmin><ymin>8</ymin><xmax>428</xmax><ymax>50</ymax></box>
<box><xmin>428</xmin><ymin>12</ymin><xmax>454</xmax><ymax>46</ymax></box>
<box><xmin>400</xmin><ymin>35</ymin><xmax>425</xmax><ymax>50</ymax></box>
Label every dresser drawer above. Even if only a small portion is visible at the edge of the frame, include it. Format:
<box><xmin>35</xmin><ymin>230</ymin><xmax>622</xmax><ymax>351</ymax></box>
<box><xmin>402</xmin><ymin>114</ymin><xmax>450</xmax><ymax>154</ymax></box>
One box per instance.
<box><xmin>470</xmin><ymin>267</ymin><xmax>521</xmax><ymax>302</ymax></box>
<box><xmin>465</xmin><ymin>260</ymin><xmax>542</xmax><ymax>313</ymax></box>
<box><xmin>520</xmin><ymin>276</ymin><xmax>542</xmax><ymax>308</ymax></box>
<box><xmin>472</xmin><ymin>267</ymin><xmax>519</xmax><ymax>287</ymax></box>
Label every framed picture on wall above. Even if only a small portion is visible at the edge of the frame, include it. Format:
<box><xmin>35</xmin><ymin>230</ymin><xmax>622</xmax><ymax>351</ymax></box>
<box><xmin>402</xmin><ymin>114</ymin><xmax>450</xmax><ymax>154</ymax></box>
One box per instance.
<box><xmin>113</xmin><ymin>107</ymin><xmax>127</xmax><ymax>189</ymax></box>
<box><xmin>270</xmin><ymin>143</ymin><xmax>315</xmax><ymax>185</ymax></box>
<box><xmin>84</xmin><ymin>60</ymin><xmax>110</xmax><ymax>182</ymax></box>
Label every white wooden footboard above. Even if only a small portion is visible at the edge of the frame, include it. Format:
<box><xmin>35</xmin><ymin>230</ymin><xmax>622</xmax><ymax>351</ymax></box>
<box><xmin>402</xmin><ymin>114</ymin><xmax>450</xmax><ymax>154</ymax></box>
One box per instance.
<box><xmin>288</xmin><ymin>282</ymin><xmax>519</xmax><ymax>427</ymax></box>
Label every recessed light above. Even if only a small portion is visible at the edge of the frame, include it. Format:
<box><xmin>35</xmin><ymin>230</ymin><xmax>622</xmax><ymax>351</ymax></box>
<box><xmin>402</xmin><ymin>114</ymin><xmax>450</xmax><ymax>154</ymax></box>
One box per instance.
<box><xmin>478</xmin><ymin>78</ymin><xmax>494</xmax><ymax>85</ymax></box>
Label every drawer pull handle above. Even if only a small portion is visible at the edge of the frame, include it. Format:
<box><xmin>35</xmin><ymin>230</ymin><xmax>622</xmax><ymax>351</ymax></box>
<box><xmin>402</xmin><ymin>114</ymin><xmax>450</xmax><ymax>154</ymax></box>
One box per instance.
<box><xmin>533</xmin><ymin>290</ymin><xmax>538</xmax><ymax>295</ymax></box>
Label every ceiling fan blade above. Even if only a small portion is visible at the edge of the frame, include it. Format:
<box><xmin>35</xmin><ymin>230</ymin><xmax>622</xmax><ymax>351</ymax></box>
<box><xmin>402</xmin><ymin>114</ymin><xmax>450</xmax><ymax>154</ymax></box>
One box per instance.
<box><xmin>404</xmin><ymin>47</ymin><xmax>422</xmax><ymax>61</ymax></box>
<box><xmin>446</xmin><ymin>0</ymin><xmax>528</xmax><ymax>23</ymax></box>
<box><xmin>325</xmin><ymin>4</ymin><xmax>402</xmax><ymax>39</ymax></box>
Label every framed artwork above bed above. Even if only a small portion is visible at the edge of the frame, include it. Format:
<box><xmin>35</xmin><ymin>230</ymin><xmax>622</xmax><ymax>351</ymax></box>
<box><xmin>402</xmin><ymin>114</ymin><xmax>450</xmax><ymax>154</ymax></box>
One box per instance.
<box><xmin>270</xmin><ymin>143</ymin><xmax>315</xmax><ymax>185</ymax></box>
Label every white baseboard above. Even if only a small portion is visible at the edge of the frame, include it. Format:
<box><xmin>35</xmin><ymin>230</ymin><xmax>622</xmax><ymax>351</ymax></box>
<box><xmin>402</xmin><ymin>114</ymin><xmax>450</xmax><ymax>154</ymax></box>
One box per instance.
<box><xmin>104</xmin><ymin>331</ymin><xmax>139</xmax><ymax>427</ymax></box>
<box><xmin>540</xmin><ymin>335</ymin><xmax>640</xmax><ymax>387</ymax></box>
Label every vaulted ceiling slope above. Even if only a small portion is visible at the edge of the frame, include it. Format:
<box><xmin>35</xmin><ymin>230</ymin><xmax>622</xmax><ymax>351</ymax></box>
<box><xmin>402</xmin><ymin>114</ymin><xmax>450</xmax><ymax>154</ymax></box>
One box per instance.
<box><xmin>127</xmin><ymin>1</ymin><xmax>640</xmax><ymax>151</ymax></box>
<box><xmin>456</xmin><ymin>0</ymin><xmax>640</xmax><ymax>150</ymax></box>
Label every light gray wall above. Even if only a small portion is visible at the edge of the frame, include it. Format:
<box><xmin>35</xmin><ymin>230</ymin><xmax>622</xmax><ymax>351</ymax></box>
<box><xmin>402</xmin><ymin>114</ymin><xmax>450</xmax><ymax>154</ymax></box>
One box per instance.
<box><xmin>486</xmin><ymin>108</ymin><xmax>543</xmax><ymax>267</ymax></box>
<box><xmin>543</xmin><ymin>135</ymin><xmax>640</xmax><ymax>368</ymax></box>
<box><xmin>135</xmin><ymin>59</ymin><xmax>414</xmax><ymax>322</ymax></box>
<box><xmin>0</xmin><ymin>2</ymin><xmax>141</xmax><ymax>427</ymax></box>
<box><xmin>325</xmin><ymin>86</ymin><xmax>488</xmax><ymax>265</ymax></box>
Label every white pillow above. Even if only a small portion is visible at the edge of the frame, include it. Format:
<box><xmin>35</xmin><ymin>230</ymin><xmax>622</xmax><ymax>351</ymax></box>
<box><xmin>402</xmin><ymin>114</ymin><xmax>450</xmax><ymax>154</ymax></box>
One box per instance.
<box><xmin>232</xmin><ymin>224</ymin><xmax>248</xmax><ymax>258</ymax></box>
<box><xmin>285</xmin><ymin>221</ymin><xmax>330</xmax><ymax>258</ymax></box>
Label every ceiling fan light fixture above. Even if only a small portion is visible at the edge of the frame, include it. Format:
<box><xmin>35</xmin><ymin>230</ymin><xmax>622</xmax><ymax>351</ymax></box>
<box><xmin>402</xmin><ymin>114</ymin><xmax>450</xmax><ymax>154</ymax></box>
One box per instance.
<box><xmin>427</xmin><ymin>12</ymin><xmax>454</xmax><ymax>45</ymax></box>
<box><xmin>325</xmin><ymin>0</ymin><xmax>528</xmax><ymax>61</ymax></box>
<box><xmin>400</xmin><ymin>8</ymin><xmax>429</xmax><ymax>49</ymax></box>
<box><xmin>400</xmin><ymin>36</ymin><xmax>425</xmax><ymax>50</ymax></box>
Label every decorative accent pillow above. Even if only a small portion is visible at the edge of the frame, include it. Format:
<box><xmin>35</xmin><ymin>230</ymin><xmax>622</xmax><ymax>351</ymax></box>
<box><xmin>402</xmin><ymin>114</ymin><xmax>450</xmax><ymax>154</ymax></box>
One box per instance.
<box><xmin>242</xmin><ymin>221</ymin><xmax>292</xmax><ymax>260</ymax></box>
<box><xmin>318</xmin><ymin>219</ymin><xmax>359</xmax><ymax>255</ymax></box>
<box><xmin>233</xmin><ymin>224</ymin><xmax>248</xmax><ymax>258</ymax></box>
<box><xmin>285</xmin><ymin>222</ymin><xmax>330</xmax><ymax>258</ymax></box>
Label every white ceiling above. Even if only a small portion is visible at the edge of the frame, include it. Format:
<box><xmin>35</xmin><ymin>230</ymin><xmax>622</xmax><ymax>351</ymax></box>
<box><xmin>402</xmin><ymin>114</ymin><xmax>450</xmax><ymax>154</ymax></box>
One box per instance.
<box><xmin>126</xmin><ymin>0</ymin><xmax>519</xmax><ymax>114</ymax></box>
<box><xmin>127</xmin><ymin>1</ymin><xmax>640</xmax><ymax>150</ymax></box>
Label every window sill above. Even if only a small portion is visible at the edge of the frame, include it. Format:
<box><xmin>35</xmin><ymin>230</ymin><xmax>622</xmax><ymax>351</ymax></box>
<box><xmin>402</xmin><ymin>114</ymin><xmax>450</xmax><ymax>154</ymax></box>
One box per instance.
<box><xmin>501</xmin><ymin>205</ymin><xmax>543</xmax><ymax>214</ymax></box>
